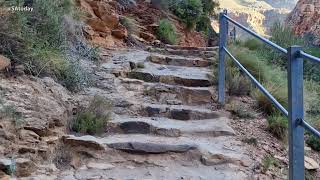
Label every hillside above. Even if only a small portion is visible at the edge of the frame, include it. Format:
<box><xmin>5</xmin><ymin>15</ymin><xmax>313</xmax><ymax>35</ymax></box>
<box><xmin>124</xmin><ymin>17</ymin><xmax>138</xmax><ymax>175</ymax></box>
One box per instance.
<box><xmin>287</xmin><ymin>0</ymin><xmax>320</xmax><ymax>45</ymax></box>
<box><xmin>218</xmin><ymin>0</ymin><xmax>297</xmax><ymax>36</ymax></box>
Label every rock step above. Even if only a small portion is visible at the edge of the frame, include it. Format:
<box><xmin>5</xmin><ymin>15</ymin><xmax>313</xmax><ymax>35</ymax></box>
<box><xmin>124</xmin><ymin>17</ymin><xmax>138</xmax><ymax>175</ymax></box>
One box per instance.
<box><xmin>128</xmin><ymin>63</ymin><xmax>213</xmax><ymax>87</ymax></box>
<box><xmin>63</xmin><ymin>134</ymin><xmax>249</xmax><ymax>167</ymax></box>
<box><xmin>143</xmin><ymin>82</ymin><xmax>215</xmax><ymax>106</ymax></box>
<box><xmin>147</xmin><ymin>54</ymin><xmax>212</xmax><ymax>67</ymax></box>
<box><xmin>149</xmin><ymin>48</ymin><xmax>217</xmax><ymax>59</ymax></box>
<box><xmin>165</xmin><ymin>45</ymin><xmax>218</xmax><ymax>51</ymax></box>
<box><xmin>108</xmin><ymin>116</ymin><xmax>235</xmax><ymax>137</ymax></box>
<box><xmin>138</xmin><ymin>103</ymin><xmax>222</xmax><ymax>120</ymax></box>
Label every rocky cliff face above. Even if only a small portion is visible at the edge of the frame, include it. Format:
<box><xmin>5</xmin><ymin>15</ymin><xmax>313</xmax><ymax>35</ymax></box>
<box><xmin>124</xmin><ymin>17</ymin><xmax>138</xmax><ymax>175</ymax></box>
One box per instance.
<box><xmin>287</xmin><ymin>0</ymin><xmax>320</xmax><ymax>45</ymax></box>
<box><xmin>218</xmin><ymin>0</ymin><xmax>297</xmax><ymax>36</ymax></box>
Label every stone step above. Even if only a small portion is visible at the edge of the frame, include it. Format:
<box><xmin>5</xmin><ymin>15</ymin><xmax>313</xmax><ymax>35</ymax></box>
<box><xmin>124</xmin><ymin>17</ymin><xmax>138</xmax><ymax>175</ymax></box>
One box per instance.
<box><xmin>148</xmin><ymin>47</ymin><xmax>217</xmax><ymax>59</ymax></box>
<box><xmin>138</xmin><ymin>103</ymin><xmax>222</xmax><ymax>120</ymax></box>
<box><xmin>147</xmin><ymin>54</ymin><xmax>212</xmax><ymax>67</ymax></box>
<box><xmin>128</xmin><ymin>63</ymin><xmax>213</xmax><ymax>87</ymax></box>
<box><xmin>63</xmin><ymin>134</ymin><xmax>250</xmax><ymax>167</ymax></box>
<box><xmin>165</xmin><ymin>45</ymin><xmax>219</xmax><ymax>51</ymax></box>
<box><xmin>108</xmin><ymin>116</ymin><xmax>235</xmax><ymax>137</ymax></box>
<box><xmin>143</xmin><ymin>82</ymin><xmax>215</xmax><ymax>106</ymax></box>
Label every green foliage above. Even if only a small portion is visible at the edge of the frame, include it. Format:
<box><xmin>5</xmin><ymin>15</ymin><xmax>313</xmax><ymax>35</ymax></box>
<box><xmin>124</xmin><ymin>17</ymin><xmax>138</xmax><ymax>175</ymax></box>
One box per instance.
<box><xmin>261</xmin><ymin>154</ymin><xmax>279</xmax><ymax>173</ymax></box>
<box><xmin>226</xmin><ymin>67</ymin><xmax>252</xmax><ymax>96</ymax></box>
<box><xmin>306</xmin><ymin>134</ymin><xmax>320</xmax><ymax>151</ymax></box>
<box><xmin>120</xmin><ymin>16</ymin><xmax>140</xmax><ymax>35</ymax></box>
<box><xmin>242</xmin><ymin>137</ymin><xmax>258</xmax><ymax>146</ymax></box>
<box><xmin>0</xmin><ymin>0</ymin><xmax>94</xmax><ymax>92</ymax></box>
<box><xmin>170</xmin><ymin>0</ymin><xmax>203</xmax><ymax>29</ymax></box>
<box><xmin>243</xmin><ymin>39</ymin><xmax>263</xmax><ymax>51</ymax></box>
<box><xmin>157</xmin><ymin>19</ymin><xmax>177</xmax><ymax>45</ymax></box>
<box><xmin>229</xmin><ymin>101</ymin><xmax>256</xmax><ymax>119</ymax></box>
<box><xmin>267</xmin><ymin>115</ymin><xmax>288</xmax><ymax>139</ymax></box>
<box><xmin>72</xmin><ymin>96</ymin><xmax>112</xmax><ymax>135</ymax></box>
<box><xmin>252</xmin><ymin>83</ymin><xmax>288</xmax><ymax>115</ymax></box>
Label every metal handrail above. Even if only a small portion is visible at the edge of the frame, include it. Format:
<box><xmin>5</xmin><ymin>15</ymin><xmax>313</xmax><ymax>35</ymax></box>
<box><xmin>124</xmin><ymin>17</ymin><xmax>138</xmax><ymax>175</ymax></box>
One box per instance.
<box><xmin>223</xmin><ymin>14</ymin><xmax>288</xmax><ymax>54</ymax></box>
<box><xmin>300</xmin><ymin>50</ymin><xmax>320</xmax><ymax>63</ymax></box>
<box><xmin>223</xmin><ymin>47</ymin><xmax>289</xmax><ymax>116</ymax></box>
<box><xmin>218</xmin><ymin>10</ymin><xmax>320</xmax><ymax>180</ymax></box>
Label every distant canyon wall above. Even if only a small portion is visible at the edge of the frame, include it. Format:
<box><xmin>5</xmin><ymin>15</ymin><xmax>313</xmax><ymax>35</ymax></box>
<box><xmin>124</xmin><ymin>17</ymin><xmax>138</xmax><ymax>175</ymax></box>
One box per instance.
<box><xmin>216</xmin><ymin>0</ymin><xmax>297</xmax><ymax>38</ymax></box>
<box><xmin>286</xmin><ymin>0</ymin><xmax>320</xmax><ymax>45</ymax></box>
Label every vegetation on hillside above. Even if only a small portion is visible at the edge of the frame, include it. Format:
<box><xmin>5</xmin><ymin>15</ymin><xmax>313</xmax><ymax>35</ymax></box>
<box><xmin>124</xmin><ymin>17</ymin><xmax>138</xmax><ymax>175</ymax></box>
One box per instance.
<box><xmin>71</xmin><ymin>96</ymin><xmax>112</xmax><ymax>135</ymax></box>
<box><xmin>0</xmin><ymin>0</ymin><xmax>97</xmax><ymax>92</ymax></box>
<box><xmin>227</xmin><ymin>22</ymin><xmax>320</xmax><ymax>151</ymax></box>
<box><xmin>157</xmin><ymin>19</ymin><xmax>177</xmax><ymax>45</ymax></box>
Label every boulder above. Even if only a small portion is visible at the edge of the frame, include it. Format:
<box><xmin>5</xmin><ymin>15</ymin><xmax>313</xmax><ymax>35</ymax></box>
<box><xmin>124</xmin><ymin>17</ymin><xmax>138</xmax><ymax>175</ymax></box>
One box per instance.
<box><xmin>15</xmin><ymin>158</ymin><xmax>36</xmax><ymax>177</ymax></box>
<box><xmin>112</xmin><ymin>25</ymin><xmax>128</xmax><ymax>39</ymax></box>
<box><xmin>0</xmin><ymin>55</ymin><xmax>10</xmax><ymax>71</ymax></box>
<box><xmin>305</xmin><ymin>156</ymin><xmax>319</xmax><ymax>170</ymax></box>
<box><xmin>86</xmin><ymin>18</ymin><xmax>110</xmax><ymax>33</ymax></box>
<box><xmin>77</xmin><ymin>0</ymin><xmax>97</xmax><ymax>18</ymax></box>
<box><xmin>140</xmin><ymin>32</ymin><xmax>156</xmax><ymax>42</ymax></box>
<box><xmin>101</xmin><ymin>13</ymin><xmax>119</xmax><ymax>29</ymax></box>
<box><xmin>19</xmin><ymin>129</ymin><xmax>40</xmax><ymax>143</ymax></box>
<box><xmin>63</xmin><ymin>135</ymin><xmax>105</xmax><ymax>150</ymax></box>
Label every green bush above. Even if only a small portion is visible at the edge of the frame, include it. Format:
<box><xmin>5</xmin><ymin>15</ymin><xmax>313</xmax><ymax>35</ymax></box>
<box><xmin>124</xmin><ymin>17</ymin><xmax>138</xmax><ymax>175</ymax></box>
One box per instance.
<box><xmin>0</xmin><ymin>0</ymin><xmax>94</xmax><ymax>92</ymax></box>
<box><xmin>306</xmin><ymin>134</ymin><xmax>320</xmax><ymax>151</ymax></box>
<box><xmin>226</xmin><ymin>67</ymin><xmax>252</xmax><ymax>96</ymax></box>
<box><xmin>170</xmin><ymin>0</ymin><xmax>203</xmax><ymax>29</ymax></box>
<box><xmin>157</xmin><ymin>19</ymin><xmax>177</xmax><ymax>45</ymax></box>
<box><xmin>261</xmin><ymin>154</ymin><xmax>279</xmax><ymax>173</ymax></box>
<box><xmin>243</xmin><ymin>39</ymin><xmax>263</xmax><ymax>51</ymax></box>
<box><xmin>252</xmin><ymin>83</ymin><xmax>288</xmax><ymax>115</ymax></box>
<box><xmin>120</xmin><ymin>16</ymin><xmax>140</xmax><ymax>35</ymax></box>
<box><xmin>229</xmin><ymin>101</ymin><xmax>256</xmax><ymax>119</ymax></box>
<box><xmin>267</xmin><ymin>115</ymin><xmax>288</xmax><ymax>140</ymax></box>
<box><xmin>72</xmin><ymin>96</ymin><xmax>112</xmax><ymax>135</ymax></box>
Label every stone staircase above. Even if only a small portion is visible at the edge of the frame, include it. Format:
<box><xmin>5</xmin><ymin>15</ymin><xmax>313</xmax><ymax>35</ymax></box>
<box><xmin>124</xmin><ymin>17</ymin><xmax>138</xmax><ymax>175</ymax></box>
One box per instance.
<box><xmin>60</xmin><ymin>46</ymin><xmax>252</xmax><ymax>179</ymax></box>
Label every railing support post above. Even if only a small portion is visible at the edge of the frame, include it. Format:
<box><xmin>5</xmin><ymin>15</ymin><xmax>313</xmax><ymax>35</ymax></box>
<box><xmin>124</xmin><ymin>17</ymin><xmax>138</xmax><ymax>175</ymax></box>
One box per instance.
<box><xmin>218</xmin><ymin>10</ymin><xmax>228</xmax><ymax>105</ymax></box>
<box><xmin>287</xmin><ymin>46</ymin><xmax>304</xmax><ymax>180</ymax></box>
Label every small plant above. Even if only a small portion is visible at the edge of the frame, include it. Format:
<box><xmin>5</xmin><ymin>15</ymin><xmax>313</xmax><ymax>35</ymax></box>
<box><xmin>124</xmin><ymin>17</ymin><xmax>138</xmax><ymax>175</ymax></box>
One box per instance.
<box><xmin>72</xmin><ymin>96</ymin><xmax>112</xmax><ymax>135</ymax></box>
<box><xmin>267</xmin><ymin>115</ymin><xmax>288</xmax><ymax>140</ymax></box>
<box><xmin>226</xmin><ymin>68</ymin><xmax>252</xmax><ymax>96</ymax></box>
<box><xmin>120</xmin><ymin>16</ymin><xmax>140</xmax><ymax>35</ymax></box>
<box><xmin>306</xmin><ymin>134</ymin><xmax>320</xmax><ymax>151</ymax></box>
<box><xmin>243</xmin><ymin>38</ymin><xmax>263</xmax><ymax>51</ymax></box>
<box><xmin>242</xmin><ymin>137</ymin><xmax>258</xmax><ymax>146</ymax></box>
<box><xmin>229</xmin><ymin>101</ymin><xmax>256</xmax><ymax>119</ymax></box>
<box><xmin>157</xmin><ymin>19</ymin><xmax>177</xmax><ymax>45</ymax></box>
<box><xmin>170</xmin><ymin>0</ymin><xmax>203</xmax><ymax>29</ymax></box>
<box><xmin>251</xmin><ymin>83</ymin><xmax>288</xmax><ymax>115</ymax></box>
<box><xmin>261</xmin><ymin>154</ymin><xmax>279</xmax><ymax>173</ymax></box>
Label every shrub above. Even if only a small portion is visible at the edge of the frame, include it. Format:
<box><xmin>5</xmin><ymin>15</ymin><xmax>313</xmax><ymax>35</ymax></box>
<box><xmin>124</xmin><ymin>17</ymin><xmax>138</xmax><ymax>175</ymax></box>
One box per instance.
<box><xmin>261</xmin><ymin>154</ymin><xmax>279</xmax><ymax>173</ymax></box>
<box><xmin>243</xmin><ymin>39</ymin><xmax>263</xmax><ymax>51</ymax></box>
<box><xmin>0</xmin><ymin>0</ymin><xmax>93</xmax><ymax>92</ymax></box>
<box><xmin>228</xmin><ymin>46</ymin><xmax>269</xmax><ymax>82</ymax></box>
<box><xmin>157</xmin><ymin>19</ymin><xmax>177</xmax><ymax>45</ymax></box>
<box><xmin>120</xmin><ymin>16</ymin><xmax>140</xmax><ymax>35</ymax></box>
<box><xmin>306</xmin><ymin>134</ymin><xmax>320</xmax><ymax>151</ymax></box>
<box><xmin>170</xmin><ymin>0</ymin><xmax>203</xmax><ymax>29</ymax></box>
<box><xmin>229</xmin><ymin>101</ymin><xmax>256</xmax><ymax>119</ymax></box>
<box><xmin>267</xmin><ymin>115</ymin><xmax>288</xmax><ymax>140</ymax></box>
<box><xmin>252</xmin><ymin>83</ymin><xmax>288</xmax><ymax>115</ymax></box>
<box><xmin>226</xmin><ymin>67</ymin><xmax>252</xmax><ymax>96</ymax></box>
<box><xmin>72</xmin><ymin>96</ymin><xmax>112</xmax><ymax>135</ymax></box>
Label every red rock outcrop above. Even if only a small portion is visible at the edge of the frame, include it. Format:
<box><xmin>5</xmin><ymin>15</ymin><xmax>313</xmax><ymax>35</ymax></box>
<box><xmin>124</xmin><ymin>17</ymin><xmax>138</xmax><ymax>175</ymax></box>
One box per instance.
<box><xmin>287</xmin><ymin>0</ymin><xmax>320</xmax><ymax>45</ymax></box>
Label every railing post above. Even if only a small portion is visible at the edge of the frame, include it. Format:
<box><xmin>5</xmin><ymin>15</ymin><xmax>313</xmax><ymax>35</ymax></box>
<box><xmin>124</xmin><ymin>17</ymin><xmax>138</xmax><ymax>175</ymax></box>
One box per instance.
<box><xmin>218</xmin><ymin>10</ymin><xmax>228</xmax><ymax>105</ymax></box>
<box><xmin>287</xmin><ymin>46</ymin><xmax>304</xmax><ymax>180</ymax></box>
